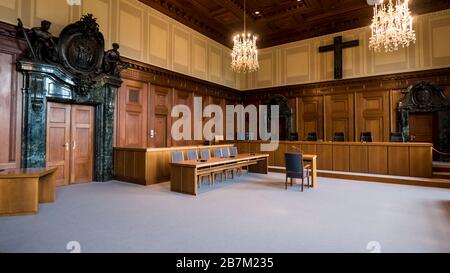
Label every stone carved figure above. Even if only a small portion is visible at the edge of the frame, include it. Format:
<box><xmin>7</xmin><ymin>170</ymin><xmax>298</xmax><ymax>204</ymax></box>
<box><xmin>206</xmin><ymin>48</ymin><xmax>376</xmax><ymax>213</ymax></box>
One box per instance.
<box><xmin>103</xmin><ymin>43</ymin><xmax>128</xmax><ymax>77</ymax></box>
<box><xmin>17</xmin><ymin>19</ymin><xmax>58</xmax><ymax>62</ymax></box>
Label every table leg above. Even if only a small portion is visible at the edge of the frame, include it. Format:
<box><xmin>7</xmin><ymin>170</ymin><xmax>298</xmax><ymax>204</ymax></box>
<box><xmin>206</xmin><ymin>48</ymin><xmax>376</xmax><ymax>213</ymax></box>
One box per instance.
<box><xmin>311</xmin><ymin>157</ymin><xmax>317</xmax><ymax>188</ymax></box>
<box><xmin>39</xmin><ymin>172</ymin><xmax>56</xmax><ymax>203</ymax></box>
<box><xmin>248</xmin><ymin>158</ymin><xmax>268</xmax><ymax>174</ymax></box>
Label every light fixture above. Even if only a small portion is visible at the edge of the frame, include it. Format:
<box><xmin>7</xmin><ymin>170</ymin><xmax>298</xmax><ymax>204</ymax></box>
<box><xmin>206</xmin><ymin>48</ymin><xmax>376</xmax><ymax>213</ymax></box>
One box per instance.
<box><xmin>369</xmin><ymin>0</ymin><xmax>416</xmax><ymax>53</ymax></box>
<box><xmin>231</xmin><ymin>0</ymin><xmax>259</xmax><ymax>73</ymax></box>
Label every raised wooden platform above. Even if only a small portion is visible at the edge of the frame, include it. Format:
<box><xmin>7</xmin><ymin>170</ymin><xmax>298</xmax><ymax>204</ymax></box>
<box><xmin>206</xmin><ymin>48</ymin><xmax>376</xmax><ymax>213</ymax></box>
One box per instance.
<box><xmin>269</xmin><ymin>167</ymin><xmax>450</xmax><ymax>188</ymax></box>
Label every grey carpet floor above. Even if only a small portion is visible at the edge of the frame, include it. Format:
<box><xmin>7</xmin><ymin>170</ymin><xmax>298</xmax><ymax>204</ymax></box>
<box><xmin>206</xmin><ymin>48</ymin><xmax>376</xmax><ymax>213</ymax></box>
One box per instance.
<box><xmin>1</xmin><ymin>173</ymin><xmax>449</xmax><ymax>253</ymax></box>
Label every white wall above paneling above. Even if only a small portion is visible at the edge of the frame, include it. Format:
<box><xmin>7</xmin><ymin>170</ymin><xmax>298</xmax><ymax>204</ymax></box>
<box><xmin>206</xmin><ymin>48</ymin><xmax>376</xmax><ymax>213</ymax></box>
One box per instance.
<box><xmin>242</xmin><ymin>9</ymin><xmax>450</xmax><ymax>90</ymax></box>
<box><xmin>1</xmin><ymin>0</ymin><xmax>237</xmax><ymax>89</ymax></box>
<box><xmin>2</xmin><ymin>1</ymin><xmax>450</xmax><ymax>91</ymax></box>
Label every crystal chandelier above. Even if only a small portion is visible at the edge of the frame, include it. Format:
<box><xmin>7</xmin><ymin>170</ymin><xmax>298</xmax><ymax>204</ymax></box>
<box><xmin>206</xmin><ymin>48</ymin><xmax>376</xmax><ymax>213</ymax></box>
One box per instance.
<box><xmin>369</xmin><ymin>0</ymin><xmax>416</xmax><ymax>53</ymax></box>
<box><xmin>231</xmin><ymin>0</ymin><xmax>259</xmax><ymax>73</ymax></box>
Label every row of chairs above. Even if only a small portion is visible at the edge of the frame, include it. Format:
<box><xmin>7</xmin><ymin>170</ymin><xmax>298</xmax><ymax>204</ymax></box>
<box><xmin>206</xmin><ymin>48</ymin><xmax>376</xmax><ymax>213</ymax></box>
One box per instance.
<box><xmin>171</xmin><ymin>147</ymin><xmax>242</xmax><ymax>188</ymax></box>
<box><xmin>302</xmin><ymin>132</ymin><xmax>404</xmax><ymax>142</ymax></box>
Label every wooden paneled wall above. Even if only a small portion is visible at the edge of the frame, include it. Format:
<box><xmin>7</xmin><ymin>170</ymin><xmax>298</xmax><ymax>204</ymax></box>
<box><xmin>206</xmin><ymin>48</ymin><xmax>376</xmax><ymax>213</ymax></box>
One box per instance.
<box><xmin>0</xmin><ymin>23</ymin><xmax>25</xmax><ymax>170</ymax></box>
<box><xmin>117</xmin><ymin>58</ymin><xmax>242</xmax><ymax>148</ymax></box>
<box><xmin>242</xmin><ymin>68</ymin><xmax>450</xmax><ymax>142</ymax></box>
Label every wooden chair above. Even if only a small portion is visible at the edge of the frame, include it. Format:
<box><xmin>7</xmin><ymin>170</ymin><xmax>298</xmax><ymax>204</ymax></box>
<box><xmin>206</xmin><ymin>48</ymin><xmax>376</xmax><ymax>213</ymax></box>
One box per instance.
<box><xmin>187</xmin><ymin>149</ymin><xmax>211</xmax><ymax>188</ymax></box>
<box><xmin>360</xmin><ymin>132</ymin><xmax>373</xmax><ymax>142</ymax></box>
<box><xmin>201</xmin><ymin>149</ymin><xmax>223</xmax><ymax>184</ymax></box>
<box><xmin>333</xmin><ymin>132</ymin><xmax>345</xmax><ymax>142</ymax></box>
<box><xmin>221</xmin><ymin>147</ymin><xmax>234</xmax><ymax>180</ymax></box>
<box><xmin>284</xmin><ymin>152</ymin><xmax>311</xmax><ymax>192</ymax></box>
<box><xmin>306</xmin><ymin>132</ymin><xmax>318</xmax><ymax>141</ymax></box>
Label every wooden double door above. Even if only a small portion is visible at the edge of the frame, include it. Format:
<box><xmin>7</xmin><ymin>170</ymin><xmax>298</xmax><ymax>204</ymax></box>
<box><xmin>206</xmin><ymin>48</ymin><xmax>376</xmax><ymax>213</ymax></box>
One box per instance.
<box><xmin>46</xmin><ymin>102</ymin><xmax>95</xmax><ymax>186</ymax></box>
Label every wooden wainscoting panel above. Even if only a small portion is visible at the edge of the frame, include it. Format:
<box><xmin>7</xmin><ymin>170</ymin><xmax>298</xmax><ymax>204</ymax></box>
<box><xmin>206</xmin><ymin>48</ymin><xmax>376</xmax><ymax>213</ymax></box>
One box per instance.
<box><xmin>0</xmin><ymin>50</ymin><xmax>21</xmax><ymax>170</ymax></box>
<box><xmin>410</xmin><ymin>146</ymin><xmax>433</xmax><ymax>178</ymax></box>
<box><xmin>349</xmin><ymin>145</ymin><xmax>368</xmax><ymax>173</ymax></box>
<box><xmin>273</xmin><ymin>143</ymin><xmax>286</xmax><ymax>167</ymax></box>
<box><xmin>388</xmin><ymin>146</ymin><xmax>410</xmax><ymax>176</ymax></box>
<box><xmin>316</xmin><ymin>144</ymin><xmax>333</xmax><ymax>170</ymax></box>
<box><xmin>301</xmin><ymin>144</ymin><xmax>317</xmax><ymax>155</ymax></box>
<box><xmin>368</xmin><ymin>145</ymin><xmax>388</xmax><ymax>174</ymax></box>
<box><xmin>332</xmin><ymin>144</ymin><xmax>350</xmax><ymax>172</ymax></box>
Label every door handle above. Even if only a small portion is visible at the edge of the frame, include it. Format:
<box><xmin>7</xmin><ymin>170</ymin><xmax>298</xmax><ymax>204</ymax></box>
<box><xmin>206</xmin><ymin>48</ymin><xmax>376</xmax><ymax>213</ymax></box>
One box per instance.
<box><xmin>72</xmin><ymin>141</ymin><xmax>76</xmax><ymax>150</ymax></box>
<box><xmin>64</xmin><ymin>143</ymin><xmax>69</xmax><ymax>152</ymax></box>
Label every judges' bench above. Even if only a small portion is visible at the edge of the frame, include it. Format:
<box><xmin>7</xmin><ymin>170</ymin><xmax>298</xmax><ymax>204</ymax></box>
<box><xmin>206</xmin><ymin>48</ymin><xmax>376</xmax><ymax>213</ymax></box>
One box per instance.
<box><xmin>0</xmin><ymin>168</ymin><xmax>57</xmax><ymax>216</ymax></box>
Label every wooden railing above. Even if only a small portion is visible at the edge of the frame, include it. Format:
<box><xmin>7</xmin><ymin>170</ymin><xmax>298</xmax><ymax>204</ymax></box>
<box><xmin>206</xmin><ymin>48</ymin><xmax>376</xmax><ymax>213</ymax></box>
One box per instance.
<box><xmin>231</xmin><ymin>141</ymin><xmax>433</xmax><ymax>178</ymax></box>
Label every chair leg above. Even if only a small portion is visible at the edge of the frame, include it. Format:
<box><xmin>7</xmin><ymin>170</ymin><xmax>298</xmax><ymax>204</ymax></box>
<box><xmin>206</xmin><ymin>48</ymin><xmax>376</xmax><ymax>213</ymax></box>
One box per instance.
<box><xmin>301</xmin><ymin>177</ymin><xmax>304</xmax><ymax>192</ymax></box>
<box><xmin>291</xmin><ymin>178</ymin><xmax>293</xmax><ymax>187</ymax></box>
<box><xmin>307</xmin><ymin>170</ymin><xmax>311</xmax><ymax>187</ymax></box>
<box><xmin>285</xmin><ymin>176</ymin><xmax>288</xmax><ymax>190</ymax></box>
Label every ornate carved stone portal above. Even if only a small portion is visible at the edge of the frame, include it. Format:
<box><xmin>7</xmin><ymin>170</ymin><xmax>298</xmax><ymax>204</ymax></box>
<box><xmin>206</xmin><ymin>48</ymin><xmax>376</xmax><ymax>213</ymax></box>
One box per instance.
<box><xmin>17</xmin><ymin>14</ymin><xmax>124</xmax><ymax>181</ymax></box>
<box><xmin>398</xmin><ymin>81</ymin><xmax>450</xmax><ymax>159</ymax></box>
<box><xmin>266</xmin><ymin>95</ymin><xmax>293</xmax><ymax>141</ymax></box>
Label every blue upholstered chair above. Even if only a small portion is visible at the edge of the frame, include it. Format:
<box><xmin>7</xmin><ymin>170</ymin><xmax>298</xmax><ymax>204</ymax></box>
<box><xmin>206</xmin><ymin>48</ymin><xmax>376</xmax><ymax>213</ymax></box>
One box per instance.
<box><xmin>202</xmin><ymin>149</ymin><xmax>223</xmax><ymax>184</ymax></box>
<box><xmin>187</xmin><ymin>150</ymin><xmax>198</xmax><ymax>161</ymax></box>
<box><xmin>284</xmin><ymin>153</ymin><xmax>311</xmax><ymax>192</ymax></box>
<box><xmin>171</xmin><ymin>151</ymin><xmax>184</xmax><ymax>162</ymax></box>
<box><xmin>333</xmin><ymin>132</ymin><xmax>345</xmax><ymax>142</ymax></box>
<box><xmin>360</xmin><ymin>132</ymin><xmax>373</xmax><ymax>142</ymax></box>
<box><xmin>187</xmin><ymin>149</ymin><xmax>211</xmax><ymax>187</ymax></box>
<box><xmin>229</xmin><ymin>147</ymin><xmax>243</xmax><ymax>177</ymax></box>
<box><xmin>221</xmin><ymin>147</ymin><xmax>230</xmax><ymax>158</ymax></box>
<box><xmin>201</xmin><ymin>149</ymin><xmax>211</xmax><ymax>160</ymax></box>
<box><xmin>220</xmin><ymin>147</ymin><xmax>234</xmax><ymax>179</ymax></box>
<box><xmin>213</xmin><ymin>148</ymin><xmax>222</xmax><ymax>158</ymax></box>
<box><xmin>230</xmin><ymin>147</ymin><xmax>238</xmax><ymax>157</ymax></box>
<box><xmin>306</xmin><ymin>132</ymin><xmax>318</xmax><ymax>141</ymax></box>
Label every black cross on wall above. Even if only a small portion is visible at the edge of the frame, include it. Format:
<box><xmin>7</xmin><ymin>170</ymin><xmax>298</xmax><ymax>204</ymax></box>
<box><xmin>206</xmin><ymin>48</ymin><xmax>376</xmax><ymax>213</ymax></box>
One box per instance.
<box><xmin>319</xmin><ymin>36</ymin><xmax>359</xmax><ymax>80</ymax></box>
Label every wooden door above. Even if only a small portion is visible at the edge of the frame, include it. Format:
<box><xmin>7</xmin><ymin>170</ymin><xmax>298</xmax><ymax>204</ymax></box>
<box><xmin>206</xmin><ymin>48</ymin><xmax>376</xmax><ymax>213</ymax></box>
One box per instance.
<box><xmin>118</xmin><ymin>79</ymin><xmax>148</xmax><ymax>148</ymax></box>
<box><xmin>409</xmin><ymin>113</ymin><xmax>434</xmax><ymax>143</ymax></box>
<box><xmin>148</xmin><ymin>85</ymin><xmax>172</xmax><ymax>148</ymax></box>
<box><xmin>70</xmin><ymin>105</ymin><xmax>94</xmax><ymax>184</ymax></box>
<box><xmin>154</xmin><ymin>114</ymin><xmax>167</xmax><ymax>147</ymax></box>
<box><xmin>46</xmin><ymin>102</ymin><xmax>71</xmax><ymax>186</ymax></box>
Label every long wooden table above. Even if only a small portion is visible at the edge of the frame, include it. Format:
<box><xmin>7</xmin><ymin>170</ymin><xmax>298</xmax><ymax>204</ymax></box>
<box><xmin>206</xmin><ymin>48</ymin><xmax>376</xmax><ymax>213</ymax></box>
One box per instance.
<box><xmin>0</xmin><ymin>168</ymin><xmax>56</xmax><ymax>216</ymax></box>
<box><xmin>114</xmin><ymin>144</ymin><xmax>235</xmax><ymax>185</ymax></box>
<box><xmin>170</xmin><ymin>153</ymin><xmax>269</xmax><ymax>195</ymax></box>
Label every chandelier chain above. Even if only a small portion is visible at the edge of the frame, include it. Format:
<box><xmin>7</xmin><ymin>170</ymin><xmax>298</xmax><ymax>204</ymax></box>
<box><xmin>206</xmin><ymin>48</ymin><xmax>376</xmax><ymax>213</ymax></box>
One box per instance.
<box><xmin>230</xmin><ymin>0</ymin><xmax>259</xmax><ymax>73</ymax></box>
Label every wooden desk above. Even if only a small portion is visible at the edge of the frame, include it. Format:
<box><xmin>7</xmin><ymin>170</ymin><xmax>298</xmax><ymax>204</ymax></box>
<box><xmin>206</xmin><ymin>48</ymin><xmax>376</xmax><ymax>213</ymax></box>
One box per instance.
<box><xmin>232</xmin><ymin>141</ymin><xmax>433</xmax><ymax>178</ymax></box>
<box><xmin>170</xmin><ymin>153</ymin><xmax>269</xmax><ymax>195</ymax></box>
<box><xmin>114</xmin><ymin>144</ymin><xmax>235</xmax><ymax>185</ymax></box>
<box><xmin>0</xmin><ymin>168</ymin><xmax>56</xmax><ymax>216</ymax></box>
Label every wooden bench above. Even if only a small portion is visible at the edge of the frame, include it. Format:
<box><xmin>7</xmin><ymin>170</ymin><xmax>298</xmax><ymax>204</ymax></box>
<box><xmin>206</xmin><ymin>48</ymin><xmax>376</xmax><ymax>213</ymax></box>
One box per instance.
<box><xmin>0</xmin><ymin>168</ymin><xmax>57</xmax><ymax>216</ymax></box>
